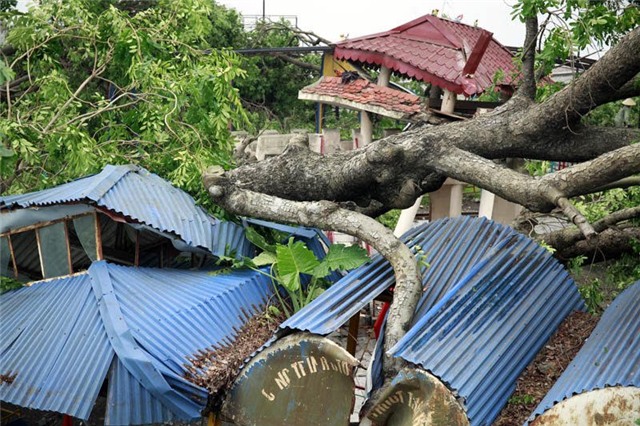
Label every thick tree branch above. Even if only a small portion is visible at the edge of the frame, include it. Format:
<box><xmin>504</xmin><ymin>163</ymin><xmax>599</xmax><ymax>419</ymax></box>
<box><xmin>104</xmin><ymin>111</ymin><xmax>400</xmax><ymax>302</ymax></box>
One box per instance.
<box><xmin>513</xmin><ymin>26</ymin><xmax>640</xmax><ymax>134</ymax></box>
<box><xmin>542</xmin><ymin>206</ymin><xmax>640</xmax><ymax>249</ymax></box>
<box><xmin>519</xmin><ymin>16</ymin><xmax>539</xmax><ymax>100</ymax></box>
<box><xmin>203</xmin><ymin>168</ymin><xmax>422</xmax><ymax>376</ymax></box>
<box><xmin>270</xmin><ymin>52</ymin><xmax>320</xmax><ymax>72</ymax></box>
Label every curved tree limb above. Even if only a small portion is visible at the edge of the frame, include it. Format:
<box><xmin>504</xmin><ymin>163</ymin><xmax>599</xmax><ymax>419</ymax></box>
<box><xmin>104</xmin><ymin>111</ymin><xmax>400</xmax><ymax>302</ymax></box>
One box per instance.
<box><xmin>512</xmin><ymin>26</ymin><xmax>640</xmax><ymax>136</ymax></box>
<box><xmin>203</xmin><ymin>167</ymin><xmax>422</xmax><ymax>376</ymax></box>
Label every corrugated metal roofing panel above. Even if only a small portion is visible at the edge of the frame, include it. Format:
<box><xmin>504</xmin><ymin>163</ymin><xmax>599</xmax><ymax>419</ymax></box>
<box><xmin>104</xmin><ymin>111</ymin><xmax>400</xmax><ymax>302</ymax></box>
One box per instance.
<box><xmin>0</xmin><ymin>165</ymin><xmax>134</xmax><ymax>209</ymax></box>
<box><xmin>1</xmin><ymin>261</ymin><xmax>277</xmax><ymax>424</ymax></box>
<box><xmin>280</xmin><ymin>216</ymin><xmax>515</xmax><ymax>335</ymax></box>
<box><xmin>0</xmin><ymin>273</ymin><xmax>114</xmax><ymax>419</ymax></box>
<box><xmin>526</xmin><ymin>280</ymin><xmax>640</xmax><ymax>425</ymax></box>
<box><xmin>104</xmin><ymin>263</ymin><xmax>274</xmax><ymax>377</ymax></box>
<box><xmin>0</xmin><ymin>165</ymin><xmax>249</xmax><ymax>257</ymax></box>
<box><xmin>390</xmin><ymin>233</ymin><xmax>585</xmax><ymax>425</ymax></box>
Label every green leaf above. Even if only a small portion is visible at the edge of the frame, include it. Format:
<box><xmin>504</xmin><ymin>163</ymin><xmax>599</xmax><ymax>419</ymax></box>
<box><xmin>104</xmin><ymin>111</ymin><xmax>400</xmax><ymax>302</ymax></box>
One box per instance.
<box><xmin>0</xmin><ymin>62</ymin><xmax>15</xmax><ymax>85</ymax></box>
<box><xmin>313</xmin><ymin>244</ymin><xmax>369</xmax><ymax>278</ymax></box>
<box><xmin>244</xmin><ymin>226</ymin><xmax>276</xmax><ymax>253</ymax></box>
<box><xmin>252</xmin><ymin>251</ymin><xmax>276</xmax><ymax>266</ymax></box>
<box><xmin>275</xmin><ymin>238</ymin><xmax>319</xmax><ymax>292</ymax></box>
<box><xmin>0</xmin><ymin>146</ymin><xmax>15</xmax><ymax>157</ymax></box>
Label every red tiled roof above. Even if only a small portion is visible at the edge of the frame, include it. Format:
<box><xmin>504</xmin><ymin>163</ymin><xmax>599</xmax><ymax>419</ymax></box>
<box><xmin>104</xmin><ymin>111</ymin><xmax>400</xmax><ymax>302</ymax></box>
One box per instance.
<box><xmin>334</xmin><ymin>14</ymin><xmax>516</xmax><ymax>96</ymax></box>
<box><xmin>298</xmin><ymin>76</ymin><xmax>421</xmax><ymax>120</ymax></box>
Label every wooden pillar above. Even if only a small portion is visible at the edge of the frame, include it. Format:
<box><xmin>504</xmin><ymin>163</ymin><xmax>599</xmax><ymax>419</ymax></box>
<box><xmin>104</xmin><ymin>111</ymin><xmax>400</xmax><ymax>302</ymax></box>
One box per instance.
<box><xmin>346</xmin><ymin>313</ymin><xmax>360</xmax><ymax>356</ymax></box>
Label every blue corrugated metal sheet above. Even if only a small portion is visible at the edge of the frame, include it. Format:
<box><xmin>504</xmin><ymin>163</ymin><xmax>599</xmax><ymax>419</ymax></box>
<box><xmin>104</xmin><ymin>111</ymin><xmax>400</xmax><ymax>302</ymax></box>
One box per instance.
<box><xmin>280</xmin><ymin>216</ymin><xmax>516</xmax><ymax>335</ymax></box>
<box><xmin>526</xmin><ymin>280</ymin><xmax>640</xmax><ymax>425</ymax></box>
<box><xmin>0</xmin><ymin>165</ymin><xmax>250</xmax><ymax>257</ymax></box>
<box><xmin>280</xmin><ymin>217</ymin><xmax>584</xmax><ymax>425</ymax></box>
<box><xmin>390</xmin><ymin>228</ymin><xmax>585</xmax><ymax>425</ymax></box>
<box><xmin>0</xmin><ymin>274</ymin><xmax>114</xmax><ymax>419</ymax></box>
<box><xmin>1</xmin><ymin>261</ymin><xmax>274</xmax><ymax>424</ymax></box>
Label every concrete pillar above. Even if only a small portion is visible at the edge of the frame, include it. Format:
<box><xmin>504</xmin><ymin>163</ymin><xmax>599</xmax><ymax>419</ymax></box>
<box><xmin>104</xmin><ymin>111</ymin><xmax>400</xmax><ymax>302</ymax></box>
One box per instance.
<box><xmin>322</xmin><ymin>128</ymin><xmax>341</xmax><ymax>154</ymax></box>
<box><xmin>394</xmin><ymin>197</ymin><xmax>423</xmax><ymax>237</ymax></box>
<box><xmin>360</xmin><ymin>111</ymin><xmax>373</xmax><ymax>146</ymax></box>
<box><xmin>478</xmin><ymin>189</ymin><xmax>522</xmax><ymax>224</ymax></box>
<box><xmin>377</xmin><ymin>66</ymin><xmax>391</xmax><ymax>87</ymax></box>
<box><xmin>441</xmin><ymin>89</ymin><xmax>457</xmax><ymax>114</ymax></box>
<box><xmin>429</xmin><ymin>179</ymin><xmax>464</xmax><ymax>221</ymax></box>
<box><xmin>308</xmin><ymin>133</ymin><xmax>324</xmax><ymax>154</ymax></box>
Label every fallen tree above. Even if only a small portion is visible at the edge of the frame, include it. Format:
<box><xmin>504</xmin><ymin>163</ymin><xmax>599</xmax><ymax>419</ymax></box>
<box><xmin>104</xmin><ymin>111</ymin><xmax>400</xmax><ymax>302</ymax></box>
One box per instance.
<box><xmin>205</xmin><ymin>3</ymin><xmax>640</xmax><ymax>379</ymax></box>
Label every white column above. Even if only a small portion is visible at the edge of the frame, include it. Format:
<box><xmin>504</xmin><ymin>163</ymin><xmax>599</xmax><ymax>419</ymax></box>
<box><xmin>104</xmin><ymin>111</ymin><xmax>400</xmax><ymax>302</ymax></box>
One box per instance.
<box><xmin>393</xmin><ymin>197</ymin><xmax>423</xmax><ymax>237</ymax></box>
<box><xmin>360</xmin><ymin>111</ymin><xmax>373</xmax><ymax>146</ymax></box>
<box><xmin>441</xmin><ymin>89</ymin><xmax>456</xmax><ymax>114</ymax></box>
<box><xmin>478</xmin><ymin>190</ymin><xmax>495</xmax><ymax>218</ymax></box>
<box><xmin>377</xmin><ymin>66</ymin><xmax>391</xmax><ymax>87</ymax></box>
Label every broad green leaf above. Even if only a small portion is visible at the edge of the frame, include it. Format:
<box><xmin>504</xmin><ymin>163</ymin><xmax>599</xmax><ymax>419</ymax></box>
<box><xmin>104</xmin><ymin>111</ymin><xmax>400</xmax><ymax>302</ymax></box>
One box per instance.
<box><xmin>252</xmin><ymin>251</ymin><xmax>276</xmax><ymax>266</ymax></box>
<box><xmin>313</xmin><ymin>244</ymin><xmax>369</xmax><ymax>278</ymax></box>
<box><xmin>244</xmin><ymin>226</ymin><xmax>276</xmax><ymax>253</ymax></box>
<box><xmin>275</xmin><ymin>238</ymin><xmax>319</xmax><ymax>292</ymax></box>
<box><xmin>0</xmin><ymin>146</ymin><xmax>15</xmax><ymax>157</ymax></box>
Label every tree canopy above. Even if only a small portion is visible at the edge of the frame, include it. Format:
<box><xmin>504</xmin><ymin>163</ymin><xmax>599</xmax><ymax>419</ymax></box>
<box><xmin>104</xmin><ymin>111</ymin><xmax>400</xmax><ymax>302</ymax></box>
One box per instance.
<box><xmin>0</xmin><ymin>0</ymin><xmax>248</xmax><ymax>211</ymax></box>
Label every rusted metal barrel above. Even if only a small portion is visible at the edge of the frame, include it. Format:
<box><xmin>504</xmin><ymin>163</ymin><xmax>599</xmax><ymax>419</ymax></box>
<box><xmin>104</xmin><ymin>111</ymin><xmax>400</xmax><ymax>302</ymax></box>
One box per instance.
<box><xmin>219</xmin><ymin>333</ymin><xmax>358</xmax><ymax>426</ymax></box>
<box><xmin>366</xmin><ymin>369</ymin><xmax>468</xmax><ymax>426</ymax></box>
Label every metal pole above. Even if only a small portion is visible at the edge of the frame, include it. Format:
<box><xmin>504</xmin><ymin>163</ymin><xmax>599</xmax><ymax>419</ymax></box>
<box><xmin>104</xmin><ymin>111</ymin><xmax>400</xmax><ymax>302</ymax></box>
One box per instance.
<box><xmin>262</xmin><ymin>0</ymin><xmax>265</xmax><ymax>20</ymax></box>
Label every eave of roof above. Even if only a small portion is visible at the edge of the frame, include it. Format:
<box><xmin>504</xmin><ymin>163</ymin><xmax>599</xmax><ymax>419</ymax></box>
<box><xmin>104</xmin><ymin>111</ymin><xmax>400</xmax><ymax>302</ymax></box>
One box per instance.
<box><xmin>298</xmin><ymin>76</ymin><xmax>422</xmax><ymax>120</ymax></box>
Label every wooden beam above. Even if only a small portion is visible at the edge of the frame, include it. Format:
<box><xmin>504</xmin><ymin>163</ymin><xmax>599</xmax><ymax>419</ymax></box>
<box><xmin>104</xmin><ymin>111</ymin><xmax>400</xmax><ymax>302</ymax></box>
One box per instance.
<box><xmin>7</xmin><ymin>235</ymin><xmax>18</xmax><ymax>278</ymax></box>
<box><xmin>95</xmin><ymin>212</ymin><xmax>104</xmax><ymax>260</ymax></box>
<box><xmin>0</xmin><ymin>212</ymin><xmax>95</xmax><ymax>238</ymax></box>
<box><xmin>63</xmin><ymin>221</ymin><xmax>73</xmax><ymax>274</ymax></box>
<box><xmin>346</xmin><ymin>312</ymin><xmax>360</xmax><ymax>356</ymax></box>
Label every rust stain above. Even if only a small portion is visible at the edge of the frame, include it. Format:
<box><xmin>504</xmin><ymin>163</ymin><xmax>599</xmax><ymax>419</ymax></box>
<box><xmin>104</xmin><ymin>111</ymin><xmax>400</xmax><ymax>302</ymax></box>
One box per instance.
<box><xmin>0</xmin><ymin>372</ymin><xmax>17</xmax><ymax>384</ymax></box>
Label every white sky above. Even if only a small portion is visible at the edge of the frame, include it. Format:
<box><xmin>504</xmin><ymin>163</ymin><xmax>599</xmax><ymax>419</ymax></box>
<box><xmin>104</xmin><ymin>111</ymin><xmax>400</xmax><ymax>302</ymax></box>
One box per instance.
<box><xmin>217</xmin><ymin>0</ymin><xmax>526</xmax><ymax>47</ymax></box>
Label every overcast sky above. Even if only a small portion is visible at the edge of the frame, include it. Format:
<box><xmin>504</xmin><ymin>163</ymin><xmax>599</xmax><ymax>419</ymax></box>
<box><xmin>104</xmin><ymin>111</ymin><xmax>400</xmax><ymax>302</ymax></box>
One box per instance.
<box><xmin>216</xmin><ymin>0</ymin><xmax>526</xmax><ymax>47</ymax></box>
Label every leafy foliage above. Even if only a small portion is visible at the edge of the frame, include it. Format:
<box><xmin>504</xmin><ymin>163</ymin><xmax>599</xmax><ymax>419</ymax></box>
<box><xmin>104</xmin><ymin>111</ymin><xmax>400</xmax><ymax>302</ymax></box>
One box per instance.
<box><xmin>512</xmin><ymin>0</ymin><xmax>640</xmax><ymax>75</ymax></box>
<box><xmin>244</xmin><ymin>228</ymin><xmax>369</xmax><ymax>316</ymax></box>
<box><xmin>1</xmin><ymin>0</ymin><xmax>248</xmax><ymax>214</ymax></box>
<box><xmin>234</xmin><ymin>20</ymin><xmax>320</xmax><ymax>132</ymax></box>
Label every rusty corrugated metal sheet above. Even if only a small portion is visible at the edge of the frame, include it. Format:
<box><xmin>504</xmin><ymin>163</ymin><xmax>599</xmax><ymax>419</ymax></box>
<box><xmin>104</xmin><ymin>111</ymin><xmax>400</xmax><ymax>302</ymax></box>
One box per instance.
<box><xmin>526</xmin><ymin>280</ymin><xmax>640</xmax><ymax>425</ymax></box>
<box><xmin>0</xmin><ymin>261</ymin><xmax>275</xmax><ymax>424</ymax></box>
<box><xmin>334</xmin><ymin>14</ymin><xmax>516</xmax><ymax>96</ymax></box>
<box><xmin>390</xmin><ymin>228</ymin><xmax>585</xmax><ymax>425</ymax></box>
<box><xmin>0</xmin><ymin>165</ymin><xmax>250</xmax><ymax>257</ymax></box>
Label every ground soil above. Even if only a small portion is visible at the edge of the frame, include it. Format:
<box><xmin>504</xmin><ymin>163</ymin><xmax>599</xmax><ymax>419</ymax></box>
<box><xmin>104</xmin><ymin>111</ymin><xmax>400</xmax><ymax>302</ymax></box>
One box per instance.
<box><xmin>492</xmin><ymin>310</ymin><xmax>600</xmax><ymax>426</ymax></box>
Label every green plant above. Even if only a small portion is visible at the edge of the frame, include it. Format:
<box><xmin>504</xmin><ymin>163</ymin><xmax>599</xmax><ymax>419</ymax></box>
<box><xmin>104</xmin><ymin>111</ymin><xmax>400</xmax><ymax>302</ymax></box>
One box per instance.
<box><xmin>249</xmin><ymin>236</ymin><xmax>369</xmax><ymax>317</ymax></box>
<box><xmin>580</xmin><ymin>278</ymin><xmax>604</xmax><ymax>313</ymax></box>
<box><xmin>508</xmin><ymin>394</ymin><xmax>536</xmax><ymax>405</ymax></box>
<box><xmin>0</xmin><ymin>276</ymin><xmax>23</xmax><ymax>294</ymax></box>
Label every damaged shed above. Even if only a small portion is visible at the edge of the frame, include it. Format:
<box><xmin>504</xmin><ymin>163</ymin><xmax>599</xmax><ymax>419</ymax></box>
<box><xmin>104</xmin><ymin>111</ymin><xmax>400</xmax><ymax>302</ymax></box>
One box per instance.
<box><xmin>0</xmin><ymin>165</ymin><xmax>333</xmax><ymax>424</ymax></box>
